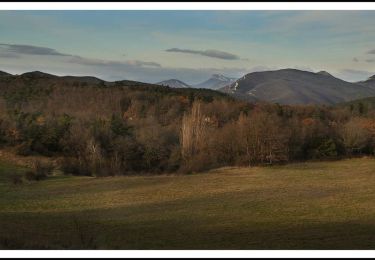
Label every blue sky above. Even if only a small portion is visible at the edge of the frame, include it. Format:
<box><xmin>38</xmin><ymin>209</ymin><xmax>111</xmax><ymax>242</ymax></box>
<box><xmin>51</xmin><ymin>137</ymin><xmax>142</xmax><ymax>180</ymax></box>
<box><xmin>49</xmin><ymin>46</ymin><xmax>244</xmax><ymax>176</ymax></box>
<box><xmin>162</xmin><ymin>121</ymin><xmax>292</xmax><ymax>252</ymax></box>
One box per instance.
<box><xmin>1</xmin><ymin>11</ymin><xmax>375</xmax><ymax>83</ymax></box>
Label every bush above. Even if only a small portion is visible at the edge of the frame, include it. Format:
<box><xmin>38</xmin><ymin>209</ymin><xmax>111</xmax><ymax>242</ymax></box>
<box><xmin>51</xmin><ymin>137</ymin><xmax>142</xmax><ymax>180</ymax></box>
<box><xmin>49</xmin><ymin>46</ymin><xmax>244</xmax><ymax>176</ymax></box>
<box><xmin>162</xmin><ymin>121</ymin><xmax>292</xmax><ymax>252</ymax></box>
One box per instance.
<box><xmin>311</xmin><ymin>138</ymin><xmax>338</xmax><ymax>159</ymax></box>
<box><xmin>25</xmin><ymin>161</ymin><xmax>54</xmax><ymax>181</ymax></box>
<box><xmin>60</xmin><ymin>157</ymin><xmax>91</xmax><ymax>176</ymax></box>
<box><xmin>25</xmin><ymin>170</ymin><xmax>39</xmax><ymax>181</ymax></box>
<box><xmin>15</xmin><ymin>142</ymin><xmax>33</xmax><ymax>156</ymax></box>
<box><xmin>9</xmin><ymin>174</ymin><xmax>23</xmax><ymax>185</ymax></box>
<box><xmin>34</xmin><ymin>161</ymin><xmax>54</xmax><ymax>176</ymax></box>
<box><xmin>24</xmin><ymin>170</ymin><xmax>46</xmax><ymax>181</ymax></box>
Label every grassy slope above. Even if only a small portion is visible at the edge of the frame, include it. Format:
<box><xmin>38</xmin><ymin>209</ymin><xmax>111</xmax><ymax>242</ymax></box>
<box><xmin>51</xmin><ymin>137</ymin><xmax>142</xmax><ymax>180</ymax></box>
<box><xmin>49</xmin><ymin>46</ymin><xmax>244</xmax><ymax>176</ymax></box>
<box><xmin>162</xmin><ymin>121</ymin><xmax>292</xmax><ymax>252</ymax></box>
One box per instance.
<box><xmin>1</xmin><ymin>158</ymin><xmax>375</xmax><ymax>249</ymax></box>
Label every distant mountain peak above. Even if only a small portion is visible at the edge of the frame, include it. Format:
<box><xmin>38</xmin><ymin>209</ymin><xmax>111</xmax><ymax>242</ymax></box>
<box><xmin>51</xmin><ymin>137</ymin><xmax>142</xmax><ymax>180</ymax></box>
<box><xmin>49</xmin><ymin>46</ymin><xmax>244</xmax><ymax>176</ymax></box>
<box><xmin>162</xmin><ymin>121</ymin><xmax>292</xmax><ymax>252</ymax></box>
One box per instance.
<box><xmin>211</xmin><ymin>74</ymin><xmax>232</xmax><ymax>81</ymax></box>
<box><xmin>317</xmin><ymin>71</ymin><xmax>333</xmax><ymax>77</ymax></box>
<box><xmin>21</xmin><ymin>71</ymin><xmax>57</xmax><ymax>78</ymax></box>
<box><xmin>157</xmin><ymin>79</ymin><xmax>190</xmax><ymax>88</ymax></box>
<box><xmin>194</xmin><ymin>74</ymin><xmax>236</xmax><ymax>89</ymax></box>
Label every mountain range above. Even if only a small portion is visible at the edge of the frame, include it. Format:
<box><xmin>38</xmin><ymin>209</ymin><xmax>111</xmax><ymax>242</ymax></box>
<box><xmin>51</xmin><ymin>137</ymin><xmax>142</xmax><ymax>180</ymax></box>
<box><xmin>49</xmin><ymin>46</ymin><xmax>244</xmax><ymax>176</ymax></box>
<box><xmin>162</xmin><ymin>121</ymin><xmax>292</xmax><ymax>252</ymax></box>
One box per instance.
<box><xmin>0</xmin><ymin>70</ymin><xmax>228</xmax><ymax>103</ymax></box>
<box><xmin>157</xmin><ymin>74</ymin><xmax>235</xmax><ymax>90</ymax></box>
<box><xmin>2</xmin><ymin>69</ymin><xmax>375</xmax><ymax>105</ymax></box>
<box><xmin>220</xmin><ymin>69</ymin><xmax>375</xmax><ymax>105</ymax></box>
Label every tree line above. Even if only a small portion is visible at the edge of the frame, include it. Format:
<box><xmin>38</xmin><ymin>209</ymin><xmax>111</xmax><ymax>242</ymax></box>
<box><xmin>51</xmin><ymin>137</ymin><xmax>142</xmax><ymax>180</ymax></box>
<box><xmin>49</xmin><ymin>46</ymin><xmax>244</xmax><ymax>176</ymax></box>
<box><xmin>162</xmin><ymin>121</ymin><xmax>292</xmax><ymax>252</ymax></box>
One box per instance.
<box><xmin>0</xmin><ymin>79</ymin><xmax>374</xmax><ymax>176</ymax></box>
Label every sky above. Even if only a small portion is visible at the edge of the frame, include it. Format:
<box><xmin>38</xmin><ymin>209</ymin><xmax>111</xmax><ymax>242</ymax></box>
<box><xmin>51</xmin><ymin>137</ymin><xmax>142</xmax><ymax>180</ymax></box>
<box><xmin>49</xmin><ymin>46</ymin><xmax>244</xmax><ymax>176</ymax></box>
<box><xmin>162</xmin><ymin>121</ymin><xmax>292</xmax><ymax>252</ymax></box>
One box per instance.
<box><xmin>1</xmin><ymin>11</ymin><xmax>375</xmax><ymax>84</ymax></box>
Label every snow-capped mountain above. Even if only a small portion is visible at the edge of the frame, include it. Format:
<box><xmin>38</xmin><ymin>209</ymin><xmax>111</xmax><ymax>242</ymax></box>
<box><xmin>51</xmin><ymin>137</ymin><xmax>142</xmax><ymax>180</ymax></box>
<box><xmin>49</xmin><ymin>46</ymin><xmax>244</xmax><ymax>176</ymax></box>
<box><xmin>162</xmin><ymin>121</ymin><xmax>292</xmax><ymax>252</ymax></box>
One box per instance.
<box><xmin>194</xmin><ymin>74</ymin><xmax>236</xmax><ymax>89</ymax></box>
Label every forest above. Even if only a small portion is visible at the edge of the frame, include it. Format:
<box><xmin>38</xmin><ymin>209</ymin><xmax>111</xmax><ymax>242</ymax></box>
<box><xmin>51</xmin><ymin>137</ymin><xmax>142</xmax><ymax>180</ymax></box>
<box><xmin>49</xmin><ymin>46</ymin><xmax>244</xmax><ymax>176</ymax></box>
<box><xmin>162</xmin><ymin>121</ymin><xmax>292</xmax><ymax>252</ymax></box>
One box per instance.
<box><xmin>0</xmin><ymin>72</ymin><xmax>375</xmax><ymax>177</ymax></box>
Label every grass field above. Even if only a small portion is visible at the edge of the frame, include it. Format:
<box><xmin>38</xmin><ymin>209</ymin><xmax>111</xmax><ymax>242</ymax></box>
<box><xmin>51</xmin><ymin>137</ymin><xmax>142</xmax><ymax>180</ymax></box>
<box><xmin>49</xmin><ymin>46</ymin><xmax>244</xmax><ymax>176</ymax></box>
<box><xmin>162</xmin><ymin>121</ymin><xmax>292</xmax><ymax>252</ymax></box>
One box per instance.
<box><xmin>1</xmin><ymin>157</ymin><xmax>375</xmax><ymax>249</ymax></box>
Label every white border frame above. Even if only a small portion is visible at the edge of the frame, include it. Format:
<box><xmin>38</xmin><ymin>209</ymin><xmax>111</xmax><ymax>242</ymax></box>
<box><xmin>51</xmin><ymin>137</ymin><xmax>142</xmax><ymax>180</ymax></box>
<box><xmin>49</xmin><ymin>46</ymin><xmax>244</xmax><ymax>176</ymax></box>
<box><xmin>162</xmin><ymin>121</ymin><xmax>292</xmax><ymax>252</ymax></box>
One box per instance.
<box><xmin>1</xmin><ymin>2</ymin><xmax>375</xmax><ymax>258</ymax></box>
<box><xmin>0</xmin><ymin>2</ymin><xmax>375</xmax><ymax>10</ymax></box>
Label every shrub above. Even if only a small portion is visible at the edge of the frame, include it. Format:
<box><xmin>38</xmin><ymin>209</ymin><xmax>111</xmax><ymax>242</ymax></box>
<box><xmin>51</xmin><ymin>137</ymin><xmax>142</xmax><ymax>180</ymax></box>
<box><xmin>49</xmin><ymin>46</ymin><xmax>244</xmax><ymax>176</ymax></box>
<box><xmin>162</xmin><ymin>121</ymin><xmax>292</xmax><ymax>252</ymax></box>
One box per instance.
<box><xmin>9</xmin><ymin>174</ymin><xmax>23</xmax><ymax>185</ymax></box>
<box><xmin>24</xmin><ymin>170</ymin><xmax>46</xmax><ymax>181</ymax></box>
<box><xmin>34</xmin><ymin>161</ymin><xmax>54</xmax><ymax>176</ymax></box>
<box><xmin>15</xmin><ymin>142</ymin><xmax>33</xmax><ymax>156</ymax></box>
<box><xmin>60</xmin><ymin>157</ymin><xmax>91</xmax><ymax>176</ymax></box>
<box><xmin>25</xmin><ymin>161</ymin><xmax>54</xmax><ymax>181</ymax></box>
<box><xmin>25</xmin><ymin>170</ymin><xmax>39</xmax><ymax>181</ymax></box>
<box><xmin>309</xmin><ymin>138</ymin><xmax>338</xmax><ymax>159</ymax></box>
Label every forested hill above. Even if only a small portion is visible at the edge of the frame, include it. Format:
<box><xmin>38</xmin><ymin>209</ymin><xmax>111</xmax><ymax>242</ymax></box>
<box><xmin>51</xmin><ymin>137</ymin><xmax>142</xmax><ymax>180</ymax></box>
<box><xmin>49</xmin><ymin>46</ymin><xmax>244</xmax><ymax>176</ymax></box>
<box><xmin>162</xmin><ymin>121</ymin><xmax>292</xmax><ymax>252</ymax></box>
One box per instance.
<box><xmin>0</xmin><ymin>70</ymin><xmax>375</xmax><ymax>176</ymax></box>
<box><xmin>0</xmin><ymin>71</ymin><xmax>230</xmax><ymax>102</ymax></box>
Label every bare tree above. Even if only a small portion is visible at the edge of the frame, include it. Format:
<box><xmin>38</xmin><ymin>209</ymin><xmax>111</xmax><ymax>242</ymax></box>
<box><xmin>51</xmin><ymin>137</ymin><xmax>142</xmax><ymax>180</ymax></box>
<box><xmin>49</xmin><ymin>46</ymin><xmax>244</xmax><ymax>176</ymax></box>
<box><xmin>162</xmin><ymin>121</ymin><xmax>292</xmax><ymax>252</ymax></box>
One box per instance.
<box><xmin>181</xmin><ymin>101</ymin><xmax>207</xmax><ymax>162</ymax></box>
<box><xmin>340</xmin><ymin>118</ymin><xmax>371</xmax><ymax>155</ymax></box>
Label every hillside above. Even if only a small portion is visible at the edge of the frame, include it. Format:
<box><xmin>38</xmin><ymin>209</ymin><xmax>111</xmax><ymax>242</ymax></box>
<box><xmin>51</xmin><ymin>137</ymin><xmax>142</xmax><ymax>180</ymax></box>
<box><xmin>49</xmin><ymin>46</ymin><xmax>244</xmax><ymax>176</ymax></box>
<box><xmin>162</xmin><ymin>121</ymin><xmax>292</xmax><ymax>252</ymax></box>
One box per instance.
<box><xmin>358</xmin><ymin>75</ymin><xmax>375</xmax><ymax>89</ymax></box>
<box><xmin>221</xmin><ymin>69</ymin><xmax>375</xmax><ymax>105</ymax></box>
<box><xmin>0</xmin><ymin>71</ymin><xmax>11</xmax><ymax>77</ymax></box>
<box><xmin>0</xmin><ymin>71</ymin><xmax>152</xmax><ymax>88</ymax></box>
<box><xmin>0</xmin><ymin>71</ymin><xmax>230</xmax><ymax>102</ymax></box>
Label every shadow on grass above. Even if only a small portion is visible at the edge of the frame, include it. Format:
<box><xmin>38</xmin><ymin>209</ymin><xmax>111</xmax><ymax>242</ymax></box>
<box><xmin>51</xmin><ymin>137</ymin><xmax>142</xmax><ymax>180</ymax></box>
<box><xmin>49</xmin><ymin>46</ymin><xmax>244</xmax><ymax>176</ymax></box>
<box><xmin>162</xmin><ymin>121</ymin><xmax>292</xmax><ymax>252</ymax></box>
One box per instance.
<box><xmin>1</xmin><ymin>174</ymin><xmax>374</xmax><ymax>249</ymax></box>
<box><xmin>1</xmin><ymin>215</ymin><xmax>375</xmax><ymax>249</ymax></box>
<box><xmin>1</xmin><ymin>194</ymin><xmax>375</xmax><ymax>250</ymax></box>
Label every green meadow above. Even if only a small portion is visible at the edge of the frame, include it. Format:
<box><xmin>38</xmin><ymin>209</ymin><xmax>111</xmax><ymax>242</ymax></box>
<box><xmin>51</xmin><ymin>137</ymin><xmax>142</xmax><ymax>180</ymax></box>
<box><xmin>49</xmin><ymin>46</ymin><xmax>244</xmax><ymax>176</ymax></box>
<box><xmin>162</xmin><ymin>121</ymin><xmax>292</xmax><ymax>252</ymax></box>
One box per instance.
<box><xmin>1</xmin><ymin>158</ymin><xmax>375</xmax><ymax>249</ymax></box>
